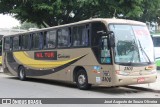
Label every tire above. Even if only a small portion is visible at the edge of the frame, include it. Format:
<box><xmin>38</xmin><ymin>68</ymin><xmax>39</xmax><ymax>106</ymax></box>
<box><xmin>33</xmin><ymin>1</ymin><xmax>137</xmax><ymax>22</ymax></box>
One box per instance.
<box><xmin>18</xmin><ymin>66</ymin><xmax>26</xmax><ymax>81</ymax></box>
<box><xmin>75</xmin><ymin>69</ymin><xmax>91</xmax><ymax>90</ymax></box>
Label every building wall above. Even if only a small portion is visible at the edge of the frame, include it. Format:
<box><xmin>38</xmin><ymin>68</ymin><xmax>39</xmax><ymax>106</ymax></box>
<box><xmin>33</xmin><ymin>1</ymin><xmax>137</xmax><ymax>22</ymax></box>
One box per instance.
<box><xmin>0</xmin><ymin>28</ymin><xmax>26</xmax><ymax>36</ymax></box>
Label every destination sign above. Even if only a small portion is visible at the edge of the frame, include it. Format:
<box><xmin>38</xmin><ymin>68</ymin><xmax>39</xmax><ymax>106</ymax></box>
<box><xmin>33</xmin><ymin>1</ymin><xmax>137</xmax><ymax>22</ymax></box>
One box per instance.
<box><xmin>34</xmin><ymin>51</ymin><xmax>57</xmax><ymax>60</ymax></box>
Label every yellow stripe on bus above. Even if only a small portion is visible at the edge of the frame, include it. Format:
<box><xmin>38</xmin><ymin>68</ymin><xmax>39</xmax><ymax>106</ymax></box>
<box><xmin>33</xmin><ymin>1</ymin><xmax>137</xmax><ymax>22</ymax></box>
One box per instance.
<box><xmin>0</xmin><ymin>56</ymin><xmax>2</xmax><ymax>65</ymax></box>
<box><xmin>13</xmin><ymin>51</ymin><xmax>80</xmax><ymax>69</ymax></box>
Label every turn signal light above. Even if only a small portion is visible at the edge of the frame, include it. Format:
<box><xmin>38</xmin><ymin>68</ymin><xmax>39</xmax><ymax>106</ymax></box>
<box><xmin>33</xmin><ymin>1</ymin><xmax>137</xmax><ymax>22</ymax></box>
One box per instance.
<box><xmin>145</xmin><ymin>66</ymin><xmax>153</xmax><ymax>70</ymax></box>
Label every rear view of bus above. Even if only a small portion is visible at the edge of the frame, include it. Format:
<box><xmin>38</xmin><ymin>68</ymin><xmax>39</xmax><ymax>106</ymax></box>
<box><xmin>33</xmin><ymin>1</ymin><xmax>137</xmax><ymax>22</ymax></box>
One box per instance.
<box><xmin>152</xmin><ymin>34</ymin><xmax>160</xmax><ymax>69</ymax></box>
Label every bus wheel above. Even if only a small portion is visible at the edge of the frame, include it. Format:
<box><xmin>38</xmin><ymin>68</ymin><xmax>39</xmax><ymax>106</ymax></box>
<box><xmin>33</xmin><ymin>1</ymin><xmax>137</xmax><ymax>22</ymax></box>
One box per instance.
<box><xmin>76</xmin><ymin>69</ymin><xmax>91</xmax><ymax>90</ymax></box>
<box><xmin>18</xmin><ymin>66</ymin><xmax>26</xmax><ymax>81</ymax></box>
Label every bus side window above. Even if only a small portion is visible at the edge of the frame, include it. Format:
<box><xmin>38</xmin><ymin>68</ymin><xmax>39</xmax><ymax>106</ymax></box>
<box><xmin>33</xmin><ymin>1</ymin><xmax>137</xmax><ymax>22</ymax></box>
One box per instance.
<box><xmin>13</xmin><ymin>36</ymin><xmax>19</xmax><ymax>51</ymax></box>
<box><xmin>4</xmin><ymin>37</ymin><xmax>10</xmax><ymax>51</ymax></box>
<box><xmin>39</xmin><ymin>32</ymin><xmax>44</xmax><ymax>49</ymax></box>
<box><xmin>0</xmin><ymin>40</ymin><xmax>2</xmax><ymax>55</ymax></box>
<box><xmin>10</xmin><ymin>37</ymin><xmax>13</xmax><ymax>51</ymax></box>
<box><xmin>43</xmin><ymin>32</ymin><xmax>47</xmax><ymax>49</ymax></box>
<box><xmin>21</xmin><ymin>35</ymin><xmax>30</xmax><ymax>50</ymax></box>
<box><xmin>31</xmin><ymin>32</ymin><xmax>44</xmax><ymax>50</ymax></box>
<box><xmin>73</xmin><ymin>25</ymin><xmax>89</xmax><ymax>47</ymax></box>
<box><xmin>45</xmin><ymin>30</ymin><xmax>56</xmax><ymax>49</ymax></box>
<box><xmin>32</xmin><ymin>33</ymin><xmax>40</xmax><ymax>49</ymax></box>
<box><xmin>58</xmin><ymin>28</ymin><xmax>71</xmax><ymax>48</ymax></box>
<box><xmin>100</xmin><ymin>37</ymin><xmax>111</xmax><ymax>64</ymax></box>
<box><xmin>91</xmin><ymin>22</ymin><xmax>107</xmax><ymax>46</ymax></box>
<box><xmin>91</xmin><ymin>22</ymin><xmax>110</xmax><ymax>64</ymax></box>
<box><xmin>21</xmin><ymin>35</ymin><xmax>24</xmax><ymax>49</ymax></box>
<box><xmin>73</xmin><ymin>27</ymin><xmax>78</xmax><ymax>46</ymax></box>
<box><xmin>86</xmin><ymin>24</ymin><xmax>90</xmax><ymax>46</ymax></box>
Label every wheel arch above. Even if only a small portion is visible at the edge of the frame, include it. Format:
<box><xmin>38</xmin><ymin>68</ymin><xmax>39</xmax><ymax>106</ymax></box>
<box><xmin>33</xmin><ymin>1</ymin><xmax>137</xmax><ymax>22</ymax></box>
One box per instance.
<box><xmin>17</xmin><ymin>65</ymin><xmax>24</xmax><ymax>71</ymax></box>
<box><xmin>73</xmin><ymin>66</ymin><xmax>87</xmax><ymax>82</ymax></box>
<box><xmin>17</xmin><ymin>65</ymin><xmax>26</xmax><ymax>81</ymax></box>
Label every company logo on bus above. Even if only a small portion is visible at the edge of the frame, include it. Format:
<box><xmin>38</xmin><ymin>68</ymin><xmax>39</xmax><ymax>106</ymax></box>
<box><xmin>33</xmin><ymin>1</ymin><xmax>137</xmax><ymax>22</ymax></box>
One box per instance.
<box><xmin>34</xmin><ymin>51</ymin><xmax>57</xmax><ymax>60</ymax></box>
<box><xmin>58</xmin><ymin>54</ymin><xmax>70</xmax><ymax>58</ymax></box>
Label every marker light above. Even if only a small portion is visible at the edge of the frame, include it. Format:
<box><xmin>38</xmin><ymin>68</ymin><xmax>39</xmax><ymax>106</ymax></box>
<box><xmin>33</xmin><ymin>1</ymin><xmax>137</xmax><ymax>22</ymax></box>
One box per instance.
<box><xmin>145</xmin><ymin>66</ymin><xmax>154</xmax><ymax>70</ymax></box>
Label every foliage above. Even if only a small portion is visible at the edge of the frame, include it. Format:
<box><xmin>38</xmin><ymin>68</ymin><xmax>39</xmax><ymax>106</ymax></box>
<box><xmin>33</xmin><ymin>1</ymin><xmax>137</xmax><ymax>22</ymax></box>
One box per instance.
<box><xmin>13</xmin><ymin>21</ymin><xmax>39</xmax><ymax>30</ymax></box>
<box><xmin>0</xmin><ymin>0</ymin><xmax>160</xmax><ymax>27</ymax></box>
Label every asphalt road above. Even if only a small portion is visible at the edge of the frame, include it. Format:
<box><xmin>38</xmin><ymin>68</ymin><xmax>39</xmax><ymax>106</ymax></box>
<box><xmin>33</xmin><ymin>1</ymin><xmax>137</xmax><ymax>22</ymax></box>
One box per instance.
<box><xmin>0</xmin><ymin>72</ymin><xmax>160</xmax><ymax>107</ymax></box>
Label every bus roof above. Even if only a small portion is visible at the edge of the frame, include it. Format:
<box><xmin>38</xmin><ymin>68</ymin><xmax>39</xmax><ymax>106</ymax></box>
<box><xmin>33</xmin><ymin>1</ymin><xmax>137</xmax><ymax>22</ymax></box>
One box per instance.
<box><xmin>3</xmin><ymin>18</ymin><xmax>146</xmax><ymax>37</ymax></box>
<box><xmin>104</xmin><ymin>18</ymin><xmax>145</xmax><ymax>25</ymax></box>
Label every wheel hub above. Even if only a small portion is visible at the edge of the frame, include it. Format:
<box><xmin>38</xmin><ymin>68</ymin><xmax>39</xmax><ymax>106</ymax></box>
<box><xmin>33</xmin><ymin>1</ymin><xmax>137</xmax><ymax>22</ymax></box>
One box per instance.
<box><xmin>78</xmin><ymin>74</ymin><xmax>86</xmax><ymax>85</ymax></box>
<box><xmin>20</xmin><ymin>69</ymin><xmax>24</xmax><ymax>78</ymax></box>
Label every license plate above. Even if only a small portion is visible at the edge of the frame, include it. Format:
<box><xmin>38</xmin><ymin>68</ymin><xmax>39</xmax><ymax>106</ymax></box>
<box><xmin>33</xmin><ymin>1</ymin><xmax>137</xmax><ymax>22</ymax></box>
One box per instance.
<box><xmin>137</xmin><ymin>77</ymin><xmax>145</xmax><ymax>83</ymax></box>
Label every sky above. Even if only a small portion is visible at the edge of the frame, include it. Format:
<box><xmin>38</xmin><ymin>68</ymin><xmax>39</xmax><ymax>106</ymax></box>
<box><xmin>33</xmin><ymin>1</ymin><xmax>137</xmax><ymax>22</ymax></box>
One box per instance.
<box><xmin>0</xmin><ymin>14</ymin><xmax>20</xmax><ymax>28</ymax></box>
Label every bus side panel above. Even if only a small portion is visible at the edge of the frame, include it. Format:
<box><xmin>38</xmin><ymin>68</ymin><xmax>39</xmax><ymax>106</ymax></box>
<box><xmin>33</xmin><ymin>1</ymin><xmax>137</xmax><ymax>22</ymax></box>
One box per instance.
<box><xmin>69</xmin><ymin>48</ymin><xmax>115</xmax><ymax>87</ymax></box>
<box><xmin>4</xmin><ymin>52</ymin><xmax>19</xmax><ymax>76</ymax></box>
<box><xmin>77</xmin><ymin>65</ymin><xmax>114</xmax><ymax>87</ymax></box>
<box><xmin>3</xmin><ymin>48</ymin><xmax>116</xmax><ymax>87</ymax></box>
<box><xmin>26</xmin><ymin>66</ymin><xmax>72</xmax><ymax>82</ymax></box>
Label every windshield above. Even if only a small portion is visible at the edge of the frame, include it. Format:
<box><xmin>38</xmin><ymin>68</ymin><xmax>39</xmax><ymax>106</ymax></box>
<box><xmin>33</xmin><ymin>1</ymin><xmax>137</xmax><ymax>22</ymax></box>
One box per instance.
<box><xmin>109</xmin><ymin>24</ymin><xmax>154</xmax><ymax>64</ymax></box>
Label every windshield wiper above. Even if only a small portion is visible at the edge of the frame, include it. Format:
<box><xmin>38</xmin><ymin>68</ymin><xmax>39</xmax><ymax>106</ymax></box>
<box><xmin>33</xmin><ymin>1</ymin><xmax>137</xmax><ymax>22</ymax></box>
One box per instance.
<box><xmin>138</xmin><ymin>40</ymin><xmax>151</xmax><ymax>64</ymax></box>
<box><xmin>129</xmin><ymin>42</ymin><xmax>138</xmax><ymax>64</ymax></box>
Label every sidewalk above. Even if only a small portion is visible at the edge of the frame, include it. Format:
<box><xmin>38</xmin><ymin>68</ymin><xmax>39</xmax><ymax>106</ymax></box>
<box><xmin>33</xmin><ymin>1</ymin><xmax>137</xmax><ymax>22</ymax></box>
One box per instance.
<box><xmin>0</xmin><ymin>72</ymin><xmax>12</xmax><ymax>77</ymax></box>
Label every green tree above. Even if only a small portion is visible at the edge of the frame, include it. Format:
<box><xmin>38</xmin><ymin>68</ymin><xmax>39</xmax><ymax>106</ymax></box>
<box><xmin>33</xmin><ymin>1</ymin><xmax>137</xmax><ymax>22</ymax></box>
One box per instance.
<box><xmin>0</xmin><ymin>0</ymin><xmax>160</xmax><ymax>27</ymax></box>
<box><xmin>13</xmin><ymin>22</ymin><xmax>39</xmax><ymax>30</ymax></box>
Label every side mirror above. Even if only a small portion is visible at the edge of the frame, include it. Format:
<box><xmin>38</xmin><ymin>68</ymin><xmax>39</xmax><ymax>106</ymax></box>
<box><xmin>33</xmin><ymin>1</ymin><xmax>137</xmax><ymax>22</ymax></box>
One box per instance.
<box><xmin>150</xmin><ymin>35</ymin><xmax>153</xmax><ymax>39</ymax></box>
<box><xmin>108</xmin><ymin>31</ymin><xmax>115</xmax><ymax>48</ymax></box>
<box><xmin>97</xmin><ymin>30</ymin><xmax>106</xmax><ymax>36</ymax></box>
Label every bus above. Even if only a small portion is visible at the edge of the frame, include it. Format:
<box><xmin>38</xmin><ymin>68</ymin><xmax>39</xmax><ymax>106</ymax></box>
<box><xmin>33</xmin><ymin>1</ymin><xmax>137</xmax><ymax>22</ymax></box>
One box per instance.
<box><xmin>0</xmin><ymin>35</ymin><xmax>3</xmax><ymax>65</ymax></box>
<box><xmin>152</xmin><ymin>34</ymin><xmax>160</xmax><ymax>69</ymax></box>
<box><xmin>0</xmin><ymin>28</ymin><xmax>26</xmax><ymax>66</ymax></box>
<box><xmin>2</xmin><ymin>18</ymin><xmax>157</xmax><ymax>90</ymax></box>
